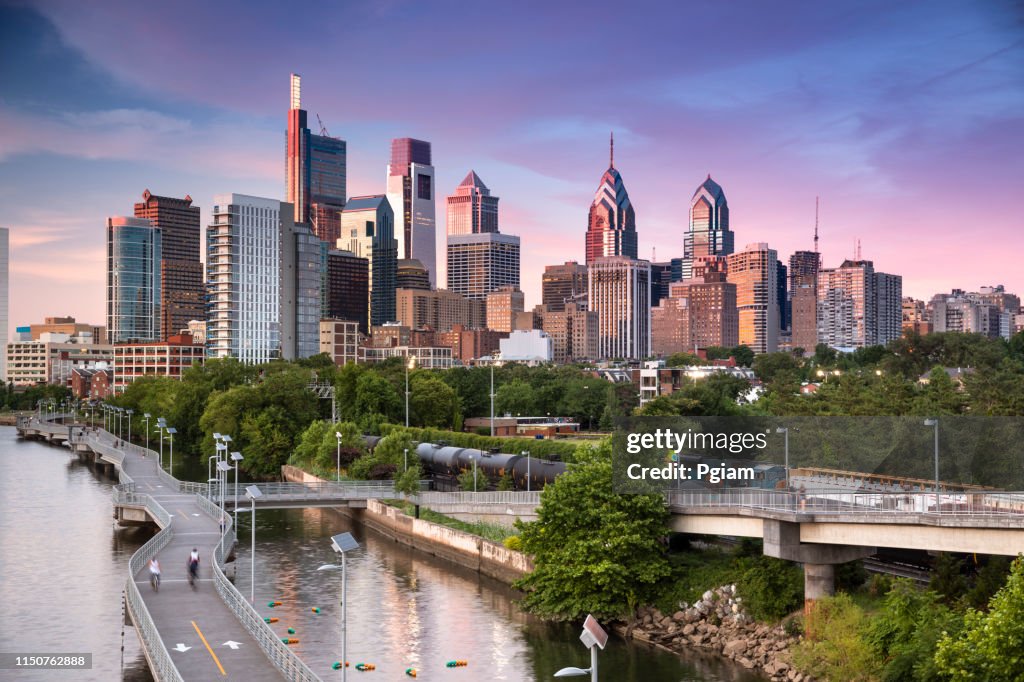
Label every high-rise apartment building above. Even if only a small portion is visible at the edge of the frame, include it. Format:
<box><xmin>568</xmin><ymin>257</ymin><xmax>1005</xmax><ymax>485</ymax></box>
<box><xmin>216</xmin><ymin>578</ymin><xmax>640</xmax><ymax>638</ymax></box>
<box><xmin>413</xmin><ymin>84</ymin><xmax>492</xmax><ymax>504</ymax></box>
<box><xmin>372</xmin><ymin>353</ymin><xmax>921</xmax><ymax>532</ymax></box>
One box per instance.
<box><xmin>542</xmin><ymin>262</ymin><xmax>588</xmax><ymax>312</ymax></box>
<box><xmin>817</xmin><ymin>259</ymin><xmax>875</xmax><ymax>349</ymax></box>
<box><xmin>486</xmin><ymin>286</ymin><xmax>525</xmax><ymax>333</ymax></box>
<box><xmin>681</xmin><ymin>175</ymin><xmax>733</xmax><ymax>280</ymax></box>
<box><xmin>446</xmin><ymin>171</ymin><xmax>498</xmax><ymax>236</ymax></box>
<box><xmin>281</xmin><ymin>222</ymin><xmax>323</xmax><ymax>359</ymax></box>
<box><xmin>325</xmin><ymin>250</ymin><xmax>369</xmax><ymax>333</ymax></box>
<box><xmin>340</xmin><ymin>196</ymin><xmax>397</xmax><ymax>326</ymax></box>
<box><xmin>776</xmin><ymin>261</ymin><xmax>788</xmax><ymax>332</ymax></box>
<box><xmin>107</xmin><ymin>217</ymin><xmax>161</xmax><ymax>344</ymax></box>
<box><xmin>538</xmin><ymin>301</ymin><xmax>600</xmax><ymax>364</ymax></box>
<box><xmin>206</xmin><ymin>194</ymin><xmax>286</xmax><ymax>363</ymax></box>
<box><xmin>447</xmin><ymin>232</ymin><xmax>520</xmax><ymax>301</ymax></box>
<box><xmin>0</xmin><ymin>228</ymin><xmax>7</xmax><ymax>381</ymax></box>
<box><xmin>875</xmin><ymin>272</ymin><xmax>903</xmax><ymax>346</ymax></box>
<box><xmin>727</xmin><ymin>243</ymin><xmax>778</xmax><ymax>354</ymax></box>
<box><xmin>930</xmin><ymin>289</ymin><xmax>1012</xmax><ymax>339</ymax></box>
<box><xmin>651</xmin><ymin>271</ymin><xmax>738</xmax><ymax>356</ymax></box>
<box><xmin>133</xmin><ymin>190</ymin><xmax>203</xmax><ymax>339</ymax></box>
<box><xmin>585</xmin><ymin>136</ymin><xmax>637</xmax><ymax>265</ymax></box>
<box><xmin>285</xmin><ymin>74</ymin><xmax>346</xmax><ymax>241</ymax></box>
<box><xmin>386</xmin><ymin>138</ymin><xmax>436</xmax><ymax>286</ymax></box>
<box><xmin>789</xmin><ymin>250</ymin><xmax>820</xmax><ymax>353</ymax></box>
<box><xmin>588</xmin><ymin>256</ymin><xmax>651</xmax><ymax>360</ymax></box>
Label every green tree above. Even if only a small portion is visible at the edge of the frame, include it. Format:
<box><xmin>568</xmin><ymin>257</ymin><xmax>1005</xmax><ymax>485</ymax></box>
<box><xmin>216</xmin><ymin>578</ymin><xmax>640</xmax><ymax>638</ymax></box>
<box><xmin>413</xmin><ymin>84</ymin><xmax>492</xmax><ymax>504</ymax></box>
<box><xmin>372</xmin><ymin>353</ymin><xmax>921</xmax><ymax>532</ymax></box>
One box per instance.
<box><xmin>934</xmin><ymin>556</ymin><xmax>1024</xmax><ymax>681</ymax></box>
<box><xmin>752</xmin><ymin>352</ymin><xmax>802</xmax><ymax>383</ymax></box>
<box><xmin>793</xmin><ymin>593</ymin><xmax>882</xmax><ymax>682</ymax></box>
<box><xmin>354</xmin><ymin>372</ymin><xmax>402</xmax><ymax>423</ymax></box>
<box><xmin>665</xmin><ymin>352</ymin><xmax>706</xmax><ymax>367</ymax></box>
<box><xmin>729</xmin><ymin>345</ymin><xmax>755</xmax><ymax>367</ymax></box>
<box><xmin>495</xmin><ymin>379</ymin><xmax>538</xmax><ymax>416</ymax></box>
<box><xmin>514</xmin><ymin>441</ymin><xmax>671</xmax><ymax>622</ymax></box>
<box><xmin>410</xmin><ymin>373</ymin><xmax>460</xmax><ymax>428</ymax></box>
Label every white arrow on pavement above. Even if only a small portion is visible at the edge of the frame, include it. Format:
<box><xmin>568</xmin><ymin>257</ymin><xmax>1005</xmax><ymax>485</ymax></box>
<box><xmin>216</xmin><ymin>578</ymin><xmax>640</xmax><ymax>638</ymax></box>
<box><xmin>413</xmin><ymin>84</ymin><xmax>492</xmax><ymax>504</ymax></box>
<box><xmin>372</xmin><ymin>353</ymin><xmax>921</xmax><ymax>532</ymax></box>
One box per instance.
<box><xmin>223</xmin><ymin>641</ymin><xmax>242</xmax><ymax>650</ymax></box>
<box><xmin>173</xmin><ymin>644</ymin><xmax>191</xmax><ymax>653</ymax></box>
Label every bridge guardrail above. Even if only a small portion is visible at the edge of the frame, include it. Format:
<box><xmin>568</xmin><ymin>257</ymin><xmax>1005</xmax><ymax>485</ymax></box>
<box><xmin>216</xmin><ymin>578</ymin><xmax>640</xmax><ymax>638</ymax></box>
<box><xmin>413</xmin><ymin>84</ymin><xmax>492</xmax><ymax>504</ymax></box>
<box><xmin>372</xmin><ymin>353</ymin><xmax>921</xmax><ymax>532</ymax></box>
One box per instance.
<box><xmin>197</xmin><ymin>492</ymin><xmax>321</xmax><ymax>681</ymax></box>
<box><xmin>213</xmin><ymin>481</ymin><xmax>405</xmax><ymax>505</ymax></box>
<box><xmin>667</xmin><ymin>488</ymin><xmax>1024</xmax><ymax>517</ymax></box>
<box><xmin>416</xmin><ymin>490</ymin><xmax>543</xmax><ymax>506</ymax></box>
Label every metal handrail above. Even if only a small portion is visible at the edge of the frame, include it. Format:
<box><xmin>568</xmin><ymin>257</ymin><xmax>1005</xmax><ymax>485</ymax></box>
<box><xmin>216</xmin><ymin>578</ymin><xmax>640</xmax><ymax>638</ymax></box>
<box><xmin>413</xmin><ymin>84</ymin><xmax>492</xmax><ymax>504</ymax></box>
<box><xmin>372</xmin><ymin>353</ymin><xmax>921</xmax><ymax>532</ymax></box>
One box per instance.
<box><xmin>197</xmin><ymin>491</ymin><xmax>321</xmax><ymax>681</ymax></box>
<box><xmin>416</xmin><ymin>490</ymin><xmax>542</xmax><ymax>506</ymax></box>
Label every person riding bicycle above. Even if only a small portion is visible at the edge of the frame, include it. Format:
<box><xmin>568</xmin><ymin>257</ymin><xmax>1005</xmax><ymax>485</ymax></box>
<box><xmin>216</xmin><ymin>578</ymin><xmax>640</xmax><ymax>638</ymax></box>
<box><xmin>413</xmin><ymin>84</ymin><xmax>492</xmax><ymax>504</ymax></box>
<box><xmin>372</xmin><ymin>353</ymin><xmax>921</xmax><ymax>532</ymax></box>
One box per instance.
<box><xmin>149</xmin><ymin>557</ymin><xmax>161</xmax><ymax>590</ymax></box>
<box><xmin>188</xmin><ymin>548</ymin><xmax>200</xmax><ymax>583</ymax></box>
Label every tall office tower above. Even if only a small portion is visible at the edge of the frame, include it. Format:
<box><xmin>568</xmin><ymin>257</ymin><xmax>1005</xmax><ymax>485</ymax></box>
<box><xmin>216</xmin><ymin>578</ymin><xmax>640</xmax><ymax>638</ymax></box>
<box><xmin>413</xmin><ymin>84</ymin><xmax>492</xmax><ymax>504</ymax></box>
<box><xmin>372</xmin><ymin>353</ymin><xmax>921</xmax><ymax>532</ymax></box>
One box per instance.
<box><xmin>681</xmin><ymin>175</ymin><xmax>733</xmax><ymax>280</ymax></box>
<box><xmin>585</xmin><ymin>135</ymin><xmax>637</xmax><ymax>265</ymax></box>
<box><xmin>588</xmin><ymin>256</ymin><xmax>651</xmax><ymax>360</ymax></box>
<box><xmin>0</xmin><ymin>228</ymin><xmax>7</xmax><ymax>381</ymax></box>
<box><xmin>651</xmin><ymin>271</ymin><xmax>738</xmax><ymax>356</ymax></box>
<box><xmin>285</xmin><ymin>74</ymin><xmax>347</xmax><ymax>240</ymax></box>
<box><xmin>777</xmin><ymin>260</ymin><xmax>788</xmax><ymax>332</ymax></box>
<box><xmin>107</xmin><ymin>217</ymin><xmax>161</xmax><ymax>344</ymax></box>
<box><xmin>396</xmin><ymin>259</ymin><xmax>431</xmax><ymax>291</ymax></box>
<box><xmin>281</xmin><ymin>222</ymin><xmax>323</xmax><ymax>360</ymax></box>
<box><xmin>133</xmin><ymin>190</ymin><xmax>203</xmax><ymax>339</ymax></box>
<box><xmin>340</xmin><ymin>196</ymin><xmax>397</xmax><ymax>326</ymax></box>
<box><xmin>539</xmin><ymin>300</ymin><xmax>600</xmax><ymax>364</ymax></box>
<box><xmin>446</xmin><ymin>232</ymin><xmax>520</xmax><ymax>301</ymax></box>
<box><xmin>727</xmin><ymin>243</ymin><xmax>779</xmax><ymax>354</ymax></box>
<box><xmin>789</xmin><ymin>250</ymin><xmax>820</xmax><ymax>352</ymax></box>
<box><xmin>816</xmin><ymin>259</ymin><xmax>876</xmax><ymax>349</ymax></box>
<box><xmin>386</xmin><ymin>138</ymin><xmax>436</xmax><ymax>285</ymax></box>
<box><xmin>486</xmin><ymin>286</ymin><xmax>525</xmax><ymax>332</ymax></box>
<box><xmin>542</xmin><ymin>261</ymin><xmax>588</xmax><ymax>312</ymax></box>
<box><xmin>325</xmin><ymin>250</ymin><xmax>369</xmax><ymax>333</ymax></box>
<box><xmin>875</xmin><ymin>272</ymin><xmax>903</xmax><ymax>345</ymax></box>
<box><xmin>650</xmin><ymin>261</ymin><xmax>673</xmax><ymax>308</ymax></box>
<box><xmin>446</xmin><ymin>171</ymin><xmax>499</xmax><ymax>236</ymax></box>
<box><xmin>207</xmin><ymin>194</ymin><xmax>286</xmax><ymax>363</ymax></box>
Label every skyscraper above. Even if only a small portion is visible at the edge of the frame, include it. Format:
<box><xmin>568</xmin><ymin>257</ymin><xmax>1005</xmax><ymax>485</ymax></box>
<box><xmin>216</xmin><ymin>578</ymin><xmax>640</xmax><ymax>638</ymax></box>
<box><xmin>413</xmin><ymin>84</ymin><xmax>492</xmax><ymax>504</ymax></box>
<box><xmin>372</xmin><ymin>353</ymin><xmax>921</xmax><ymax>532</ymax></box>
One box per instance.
<box><xmin>817</xmin><ymin>259</ymin><xmax>876</xmax><ymax>349</ymax></box>
<box><xmin>789</xmin><ymin>250</ymin><xmax>820</xmax><ymax>353</ymax></box>
<box><xmin>386</xmin><ymin>138</ymin><xmax>436</xmax><ymax>286</ymax></box>
<box><xmin>542</xmin><ymin>262</ymin><xmax>588</xmax><ymax>312</ymax></box>
<box><xmin>285</xmin><ymin>74</ymin><xmax>347</xmax><ymax>241</ymax></box>
<box><xmin>876</xmin><ymin>272</ymin><xmax>903</xmax><ymax>345</ymax></box>
<box><xmin>396</xmin><ymin>259</ymin><xmax>431</xmax><ymax>291</ymax></box>
<box><xmin>107</xmin><ymin>217</ymin><xmax>161</xmax><ymax>344</ymax></box>
<box><xmin>281</xmin><ymin>222</ymin><xmax>323</xmax><ymax>360</ymax></box>
<box><xmin>340</xmin><ymin>195</ymin><xmax>397</xmax><ymax>326</ymax></box>
<box><xmin>133</xmin><ymin>190</ymin><xmax>203</xmax><ymax>340</ymax></box>
<box><xmin>446</xmin><ymin>171</ymin><xmax>499</xmax><ymax>236</ymax></box>
<box><xmin>447</xmin><ymin>233</ymin><xmax>521</xmax><ymax>301</ymax></box>
<box><xmin>588</xmin><ymin>256</ymin><xmax>651</xmax><ymax>360</ymax></box>
<box><xmin>486</xmin><ymin>286</ymin><xmax>525</xmax><ymax>333</ymax></box>
<box><xmin>585</xmin><ymin>135</ymin><xmax>637</xmax><ymax>265</ymax></box>
<box><xmin>777</xmin><ymin>260</ymin><xmax>788</xmax><ymax>332</ymax></box>
<box><xmin>727</xmin><ymin>243</ymin><xmax>779</xmax><ymax>354</ymax></box>
<box><xmin>651</xmin><ymin>266</ymin><xmax>738</xmax><ymax>356</ymax></box>
<box><xmin>206</xmin><ymin>194</ymin><xmax>286</xmax><ymax>363</ymax></box>
<box><xmin>681</xmin><ymin>175</ymin><xmax>733</xmax><ymax>280</ymax></box>
<box><xmin>325</xmin><ymin>250</ymin><xmax>369</xmax><ymax>334</ymax></box>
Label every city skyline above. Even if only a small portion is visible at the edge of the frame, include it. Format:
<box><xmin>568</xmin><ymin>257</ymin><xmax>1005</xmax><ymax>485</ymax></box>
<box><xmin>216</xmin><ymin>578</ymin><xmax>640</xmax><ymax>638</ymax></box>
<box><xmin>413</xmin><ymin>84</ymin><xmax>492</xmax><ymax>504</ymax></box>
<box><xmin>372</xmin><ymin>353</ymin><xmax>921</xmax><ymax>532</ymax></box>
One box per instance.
<box><xmin>1</xmin><ymin>1</ymin><xmax>1022</xmax><ymax>331</ymax></box>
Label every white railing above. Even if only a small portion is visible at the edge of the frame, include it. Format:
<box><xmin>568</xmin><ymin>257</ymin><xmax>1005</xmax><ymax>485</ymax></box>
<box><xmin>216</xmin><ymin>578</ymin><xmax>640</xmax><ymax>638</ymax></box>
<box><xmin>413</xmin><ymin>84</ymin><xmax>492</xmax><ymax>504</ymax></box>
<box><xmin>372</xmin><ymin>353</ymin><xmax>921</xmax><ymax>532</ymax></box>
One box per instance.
<box><xmin>211</xmin><ymin>481</ymin><xmax>405</xmax><ymax>506</ymax></box>
<box><xmin>416</xmin><ymin>490</ymin><xmax>543</xmax><ymax>506</ymax></box>
<box><xmin>666</xmin><ymin>488</ymin><xmax>1024</xmax><ymax>518</ymax></box>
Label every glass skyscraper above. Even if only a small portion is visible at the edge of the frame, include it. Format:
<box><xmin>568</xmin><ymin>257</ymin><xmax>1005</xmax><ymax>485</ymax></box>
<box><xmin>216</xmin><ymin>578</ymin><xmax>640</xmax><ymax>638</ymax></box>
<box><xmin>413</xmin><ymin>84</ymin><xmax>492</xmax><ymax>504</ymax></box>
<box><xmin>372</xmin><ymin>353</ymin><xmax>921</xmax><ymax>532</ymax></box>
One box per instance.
<box><xmin>386</xmin><ymin>138</ymin><xmax>436</xmax><ymax>286</ymax></box>
<box><xmin>446</xmin><ymin>171</ymin><xmax>499</xmax><ymax>236</ymax></box>
<box><xmin>340</xmin><ymin>195</ymin><xmax>397</xmax><ymax>326</ymax></box>
<box><xmin>585</xmin><ymin>135</ymin><xmax>637</xmax><ymax>265</ymax></box>
<box><xmin>682</xmin><ymin>175</ymin><xmax>734</xmax><ymax>280</ymax></box>
<box><xmin>107</xmin><ymin>217</ymin><xmax>161</xmax><ymax>343</ymax></box>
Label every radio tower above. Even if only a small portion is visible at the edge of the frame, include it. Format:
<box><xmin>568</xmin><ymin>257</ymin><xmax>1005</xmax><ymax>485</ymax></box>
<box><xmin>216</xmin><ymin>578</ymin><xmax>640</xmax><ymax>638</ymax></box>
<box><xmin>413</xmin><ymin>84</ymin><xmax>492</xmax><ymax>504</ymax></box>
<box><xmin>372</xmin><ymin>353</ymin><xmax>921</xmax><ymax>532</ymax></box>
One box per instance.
<box><xmin>814</xmin><ymin>196</ymin><xmax>820</xmax><ymax>268</ymax></box>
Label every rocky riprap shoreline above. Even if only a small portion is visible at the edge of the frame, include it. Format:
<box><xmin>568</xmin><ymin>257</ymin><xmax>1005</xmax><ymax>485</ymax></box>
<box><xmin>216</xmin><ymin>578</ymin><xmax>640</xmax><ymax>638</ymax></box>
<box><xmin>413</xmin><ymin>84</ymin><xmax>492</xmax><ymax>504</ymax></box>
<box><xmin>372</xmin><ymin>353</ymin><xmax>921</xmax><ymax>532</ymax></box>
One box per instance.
<box><xmin>622</xmin><ymin>585</ymin><xmax>811</xmax><ymax>681</ymax></box>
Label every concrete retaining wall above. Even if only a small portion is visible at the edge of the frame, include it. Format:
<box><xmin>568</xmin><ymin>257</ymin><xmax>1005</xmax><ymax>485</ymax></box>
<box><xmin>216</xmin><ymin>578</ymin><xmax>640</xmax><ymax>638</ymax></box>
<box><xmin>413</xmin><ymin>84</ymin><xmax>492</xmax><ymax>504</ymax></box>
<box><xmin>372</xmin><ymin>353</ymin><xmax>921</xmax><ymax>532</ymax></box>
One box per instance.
<box><xmin>281</xmin><ymin>466</ymin><xmax>533</xmax><ymax>585</ymax></box>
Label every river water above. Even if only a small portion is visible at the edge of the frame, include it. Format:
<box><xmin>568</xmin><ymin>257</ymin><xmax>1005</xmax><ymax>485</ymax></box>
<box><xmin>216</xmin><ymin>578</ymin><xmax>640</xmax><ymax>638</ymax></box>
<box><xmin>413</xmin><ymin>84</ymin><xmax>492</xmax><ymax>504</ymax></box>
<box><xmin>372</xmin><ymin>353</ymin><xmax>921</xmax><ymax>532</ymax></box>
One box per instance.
<box><xmin>0</xmin><ymin>426</ymin><xmax>764</xmax><ymax>681</ymax></box>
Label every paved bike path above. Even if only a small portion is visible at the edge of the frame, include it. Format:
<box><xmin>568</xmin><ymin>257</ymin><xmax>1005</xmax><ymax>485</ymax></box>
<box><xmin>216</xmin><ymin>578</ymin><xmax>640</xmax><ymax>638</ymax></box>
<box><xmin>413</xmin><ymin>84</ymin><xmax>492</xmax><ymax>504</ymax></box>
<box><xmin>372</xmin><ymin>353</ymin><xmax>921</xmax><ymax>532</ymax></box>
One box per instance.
<box><xmin>103</xmin><ymin>431</ymin><xmax>286</xmax><ymax>681</ymax></box>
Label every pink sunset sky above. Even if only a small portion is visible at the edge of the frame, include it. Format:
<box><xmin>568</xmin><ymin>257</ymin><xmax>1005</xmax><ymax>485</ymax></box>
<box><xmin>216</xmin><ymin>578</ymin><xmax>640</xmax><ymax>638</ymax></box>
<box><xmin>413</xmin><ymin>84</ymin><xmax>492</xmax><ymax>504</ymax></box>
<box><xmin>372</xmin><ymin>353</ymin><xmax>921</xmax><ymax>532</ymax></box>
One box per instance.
<box><xmin>1</xmin><ymin>0</ymin><xmax>1022</xmax><ymax>333</ymax></box>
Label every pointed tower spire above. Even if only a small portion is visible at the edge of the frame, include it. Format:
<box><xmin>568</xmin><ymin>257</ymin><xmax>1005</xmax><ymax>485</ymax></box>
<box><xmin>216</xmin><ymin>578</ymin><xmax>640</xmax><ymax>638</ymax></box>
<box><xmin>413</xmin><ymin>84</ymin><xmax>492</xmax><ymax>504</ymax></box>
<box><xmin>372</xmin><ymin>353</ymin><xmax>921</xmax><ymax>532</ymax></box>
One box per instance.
<box><xmin>609</xmin><ymin>131</ymin><xmax>614</xmax><ymax>169</ymax></box>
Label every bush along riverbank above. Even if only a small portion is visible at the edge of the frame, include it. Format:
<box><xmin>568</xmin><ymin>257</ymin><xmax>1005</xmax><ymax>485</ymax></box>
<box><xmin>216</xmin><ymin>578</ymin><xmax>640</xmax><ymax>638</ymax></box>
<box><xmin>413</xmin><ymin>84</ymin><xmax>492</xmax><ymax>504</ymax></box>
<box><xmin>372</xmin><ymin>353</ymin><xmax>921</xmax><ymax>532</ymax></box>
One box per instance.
<box><xmin>627</xmin><ymin>586</ymin><xmax>801</xmax><ymax>681</ymax></box>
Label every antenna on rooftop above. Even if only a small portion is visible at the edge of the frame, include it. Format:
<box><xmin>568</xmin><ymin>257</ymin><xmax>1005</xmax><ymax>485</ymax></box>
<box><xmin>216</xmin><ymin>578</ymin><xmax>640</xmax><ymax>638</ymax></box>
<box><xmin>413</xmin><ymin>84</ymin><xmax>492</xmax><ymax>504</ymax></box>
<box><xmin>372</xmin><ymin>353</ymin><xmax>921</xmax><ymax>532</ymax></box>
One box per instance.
<box><xmin>814</xmin><ymin>196</ymin><xmax>819</xmax><ymax>254</ymax></box>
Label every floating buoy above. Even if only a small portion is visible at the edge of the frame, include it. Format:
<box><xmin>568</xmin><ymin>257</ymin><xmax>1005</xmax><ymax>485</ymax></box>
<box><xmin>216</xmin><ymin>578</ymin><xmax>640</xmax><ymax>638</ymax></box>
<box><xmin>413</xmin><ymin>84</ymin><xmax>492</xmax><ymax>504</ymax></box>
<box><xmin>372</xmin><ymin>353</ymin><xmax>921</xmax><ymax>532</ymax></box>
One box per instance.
<box><xmin>281</xmin><ymin>638</ymin><xmax>299</xmax><ymax>644</ymax></box>
<box><xmin>264</xmin><ymin>617</ymin><xmax>279</xmax><ymax>624</ymax></box>
<box><xmin>311</xmin><ymin>607</ymin><xmax>321</xmax><ymax>614</ymax></box>
<box><xmin>268</xmin><ymin>601</ymin><xmax>282</xmax><ymax>608</ymax></box>
<box><xmin>287</xmin><ymin>627</ymin><xmax>296</xmax><ymax>635</ymax></box>
<box><xmin>332</xmin><ymin>661</ymin><xmax>350</xmax><ymax>670</ymax></box>
<box><xmin>445</xmin><ymin>660</ymin><xmax>468</xmax><ymax>667</ymax></box>
<box><xmin>355</xmin><ymin>662</ymin><xmax>375</xmax><ymax>671</ymax></box>
<box><xmin>405</xmin><ymin>668</ymin><xmax>417</xmax><ymax>677</ymax></box>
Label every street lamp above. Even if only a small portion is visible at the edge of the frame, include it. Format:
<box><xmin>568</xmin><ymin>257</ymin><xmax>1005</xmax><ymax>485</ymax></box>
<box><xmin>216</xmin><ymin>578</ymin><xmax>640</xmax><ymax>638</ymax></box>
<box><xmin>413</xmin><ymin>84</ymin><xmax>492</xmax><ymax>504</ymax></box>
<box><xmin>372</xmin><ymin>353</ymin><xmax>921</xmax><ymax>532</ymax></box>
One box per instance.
<box><xmin>230</xmin><ymin>452</ymin><xmax>244</xmax><ymax>529</ymax></box>
<box><xmin>217</xmin><ymin>460</ymin><xmax>233</xmax><ymax>544</ymax></box>
<box><xmin>165</xmin><ymin>427</ymin><xmax>176</xmax><ymax>475</ymax></box>
<box><xmin>554</xmin><ymin>615</ymin><xmax>607</xmax><ymax>682</ymax></box>
<box><xmin>156</xmin><ymin>418</ymin><xmax>166</xmax><ymax>469</ymax></box>
<box><xmin>142</xmin><ymin>413</ymin><xmax>151</xmax><ymax>452</ymax></box>
<box><xmin>319</xmin><ymin>532</ymin><xmax>360</xmax><ymax>682</ymax></box>
<box><xmin>245</xmin><ymin>485</ymin><xmax>262</xmax><ymax>603</ymax></box>
<box><xmin>924</xmin><ymin>418</ymin><xmax>940</xmax><ymax>503</ymax></box>
<box><xmin>776</xmin><ymin>426</ymin><xmax>790</xmax><ymax>488</ymax></box>
<box><xmin>335</xmin><ymin>431</ymin><xmax>342</xmax><ymax>482</ymax></box>
<box><xmin>126</xmin><ymin>409</ymin><xmax>133</xmax><ymax>444</ymax></box>
<box><xmin>405</xmin><ymin>355</ymin><xmax>416</xmax><ymax>428</ymax></box>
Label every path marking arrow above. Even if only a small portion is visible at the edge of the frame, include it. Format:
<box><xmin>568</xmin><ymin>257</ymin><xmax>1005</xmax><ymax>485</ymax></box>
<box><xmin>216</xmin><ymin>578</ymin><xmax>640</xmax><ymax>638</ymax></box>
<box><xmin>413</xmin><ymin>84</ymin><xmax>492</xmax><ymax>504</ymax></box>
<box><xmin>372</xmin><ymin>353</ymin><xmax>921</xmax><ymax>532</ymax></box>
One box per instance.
<box><xmin>222</xmin><ymin>641</ymin><xmax>242</xmax><ymax>650</ymax></box>
<box><xmin>173</xmin><ymin>643</ymin><xmax>191</xmax><ymax>653</ymax></box>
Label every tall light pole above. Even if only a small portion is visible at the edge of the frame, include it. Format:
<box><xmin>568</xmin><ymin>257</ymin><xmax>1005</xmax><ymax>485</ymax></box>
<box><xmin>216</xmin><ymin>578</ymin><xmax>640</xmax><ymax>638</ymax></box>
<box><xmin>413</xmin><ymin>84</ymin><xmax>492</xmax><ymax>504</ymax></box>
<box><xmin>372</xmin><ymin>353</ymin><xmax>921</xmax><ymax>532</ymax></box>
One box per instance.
<box><xmin>165</xmin><ymin>427</ymin><xmax>176</xmax><ymax>476</ymax></box>
<box><xmin>405</xmin><ymin>355</ymin><xmax>416</xmax><ymax>427</ymax></box>
<box><xmin>230</xmin><ymin>452</ymin><xmax>244</xmax><ymax>530</ymax></box>
<box><xmin>776</xmin><ymin>426</ymin><xmax>790</xmax><ymax>488</ymax></box>
<box><xmin>335</xmin><ymin>431</ymin><xmax>342</xmax><ymax>482</ymax></box>
<box><xmin>490</xmin><ymin>359</ymin><xmax>496</xmax><ymax>437</ymax></box>
<box><xmin>925</xmin><ymin>418</ymin><xmax>940</xmax><ymax>503</ymax></box>
<box><xmin>217</xmin><ymin>460</ymin><xmax>233</xmax><ymax>545</ymax></box>
<box><xmin>245</xmin><ymin>485</ymin><xmax>262</xmax><ymax>603</ymax></box>
<box><xmin>319</xmin><ymin>532</ymin><xmax>360</xmax><ymax>682</ymax></box>
<box><xmin>157</xmin><ymin>418</ymin><xmax>166</xmax><ymax>469</ymax></box>
<box><xmin>142</xmin><ymin>413</ymin><xmax>151</xmax><ymax>452</ymax></box>
<box><xmin>126</xmin><ymin>409</ymin><xmax>133</xmax><ymax>444</ymax></box>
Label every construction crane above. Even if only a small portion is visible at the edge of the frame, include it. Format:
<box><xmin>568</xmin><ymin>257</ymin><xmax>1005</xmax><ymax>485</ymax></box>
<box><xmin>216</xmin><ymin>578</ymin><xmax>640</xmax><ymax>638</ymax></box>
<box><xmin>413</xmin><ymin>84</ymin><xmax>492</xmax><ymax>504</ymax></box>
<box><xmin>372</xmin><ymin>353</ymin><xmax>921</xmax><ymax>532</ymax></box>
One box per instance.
<box><xmin>316</xmin><ymin>113</ymin><xmax>331</xmax><ymax>138</ymax></box>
